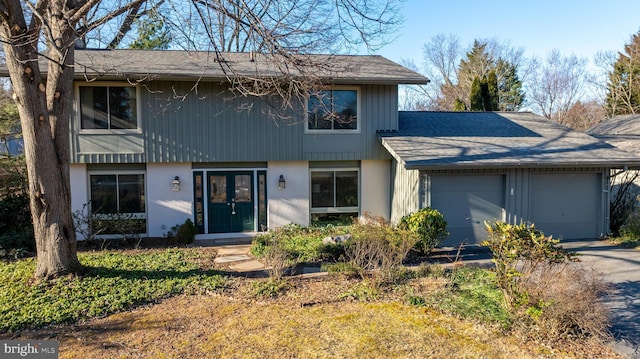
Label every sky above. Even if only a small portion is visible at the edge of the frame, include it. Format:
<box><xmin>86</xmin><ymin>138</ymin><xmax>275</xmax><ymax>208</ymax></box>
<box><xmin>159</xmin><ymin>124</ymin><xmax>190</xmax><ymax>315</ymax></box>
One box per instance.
<box><xmin>374</xmin><ymin>0</ymin><xmax>640</xmax><ymax>67</ymax></box>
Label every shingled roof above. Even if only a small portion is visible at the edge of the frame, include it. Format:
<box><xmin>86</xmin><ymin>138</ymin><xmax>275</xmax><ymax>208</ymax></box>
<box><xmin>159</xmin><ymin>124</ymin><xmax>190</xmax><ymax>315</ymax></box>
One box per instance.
<box><xmin>380</xmin><ymin>111</ymin><xmax>640</xmax><ymax>169</ymax></box>
<box><xmin>587</xmin><ymin>114</ymin><xmax>640</xmax><ymax>154</ymax></box>
<box><xmin>0</xmin><ymin>49</ymin><xmax>428</xmax><ymax>85</ymax></box>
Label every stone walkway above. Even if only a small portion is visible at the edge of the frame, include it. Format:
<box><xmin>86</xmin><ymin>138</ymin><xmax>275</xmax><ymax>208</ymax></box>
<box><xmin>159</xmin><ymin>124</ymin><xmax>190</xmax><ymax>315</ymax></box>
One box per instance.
<box><xmin>212</xmin><ymin>244</ymin><xmax>266</xmax><ymax>275</ymax></box>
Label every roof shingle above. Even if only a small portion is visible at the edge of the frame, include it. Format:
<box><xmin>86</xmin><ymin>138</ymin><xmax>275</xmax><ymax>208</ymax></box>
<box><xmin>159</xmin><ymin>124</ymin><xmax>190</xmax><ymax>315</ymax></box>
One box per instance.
<box><xmin>1</xmin><ymin>49</ymin><xmax>429</xmax><ymax>85</ymax></box>
<box><xmin>380</xmin><ymin>111</ymin><xmax>640</xmax><ymax>169</ymax></box>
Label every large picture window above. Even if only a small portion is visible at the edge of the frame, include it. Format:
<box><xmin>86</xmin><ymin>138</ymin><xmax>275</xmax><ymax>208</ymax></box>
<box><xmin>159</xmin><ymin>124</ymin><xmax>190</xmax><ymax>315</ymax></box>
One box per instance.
<box><xmin>90</xmin><ymin>174</ymin><xmax>146</xmax><ymax>234</ymax></box>
<box><xmin>80</xmin><ymin>86</ymin><xmax>138</xmax><ymax>130</ymax></box>
<box><xmin>311</xmin><ymin>170</ymin><xmax>359</xmax><ymax>224</ymax></box>
<box><xmin>308</xmin><ymin>89</ymin><xmax>358</xmax><ymax>131</ymax></box>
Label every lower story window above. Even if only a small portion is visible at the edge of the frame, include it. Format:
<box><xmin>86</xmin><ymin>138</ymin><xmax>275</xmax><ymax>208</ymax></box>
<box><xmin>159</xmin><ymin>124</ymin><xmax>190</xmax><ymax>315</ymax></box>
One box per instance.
<box><xmin>311</xmin><ymin>170</ymin><xmax>358</xmax><ymax>225</ymax></box>
<box><xmin>90</xmin><ymin>173</ymin><xmax>146</xmax><ymax>234</ymax></box>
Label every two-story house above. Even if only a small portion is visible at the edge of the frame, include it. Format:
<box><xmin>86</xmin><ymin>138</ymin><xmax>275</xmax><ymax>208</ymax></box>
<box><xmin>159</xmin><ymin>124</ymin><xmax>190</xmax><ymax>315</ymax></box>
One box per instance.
<box><xmin>67</xmin><ymin>49</ymin><xmax>427</xmax><ymax>241</ymax></box>
<box><xmin>12</xmin><ymin>49</ymin><xmax>640</xmax><ymax>245</ymax></box>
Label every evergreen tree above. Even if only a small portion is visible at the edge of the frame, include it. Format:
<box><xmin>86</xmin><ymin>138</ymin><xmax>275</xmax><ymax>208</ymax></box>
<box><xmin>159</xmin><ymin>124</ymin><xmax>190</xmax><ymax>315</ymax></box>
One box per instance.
<box><xmin>470</xmin><ymin>77</ymin><xmax>484</xmax><ymax>111</ymax></box>
<box><xmin>458</xmin><ymin>41</ymin><xmax>494</xmax><ymax>104</ymax></box>
<box><xmin>453</xmin><ymin>98</ymin><xmax>466</xmax><ymax>111</ymax></box>
<box><xmin>485</xmin><ymin>70</ymin><xmax>499</xmax><ymax>111</ymax></box>
<box><xmin>495</xmin><ymin>60</ymin><xmax>524</xmax><ymax>111</ymax></box>
<box><xmin>129</xmin><ymin>10</ymin><xmax>172</xmax><ymax>50</ymax></box>
<box><xmin>469</xmin><ymin>73</ymin><xmax>499</xmax><ymax>111</ymax></box>
<box><xmin>455</xmin><ymin>40</ymin><xmax>522</xmax><ymax>111</ymax></box>
<box><xmin>606</xmin><ymin>31</ymin><xmax>640</xmax><ymax>115</ymax></box>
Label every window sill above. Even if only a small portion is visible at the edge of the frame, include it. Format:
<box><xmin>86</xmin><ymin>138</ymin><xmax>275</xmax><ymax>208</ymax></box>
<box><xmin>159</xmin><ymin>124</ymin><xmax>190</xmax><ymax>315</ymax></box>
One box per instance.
<box><xmin>79</xmin><ymin>129</ymin><xmax>143</xmax><ymax>135</ymax></box>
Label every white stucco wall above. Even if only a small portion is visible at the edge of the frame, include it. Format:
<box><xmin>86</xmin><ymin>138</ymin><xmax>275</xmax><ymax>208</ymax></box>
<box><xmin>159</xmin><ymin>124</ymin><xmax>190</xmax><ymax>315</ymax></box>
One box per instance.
<box><xmin>267</xmin><ymin>161</ymin><xmax>310</xmax><ymax>228</ymax></box>
<box><xmin>146</xmin><ymin>163</ymin><xmax>193</xmax><ymax>237</ymax></box>
<box><xmin>70</xmin><ymin>164</ymin><xmax>89</xmax><ymax>240</ymax></box>
<box><xmin>361</xmin><ymin>160</ymin><xmax>391</xmax><ymax>220</ymax></box>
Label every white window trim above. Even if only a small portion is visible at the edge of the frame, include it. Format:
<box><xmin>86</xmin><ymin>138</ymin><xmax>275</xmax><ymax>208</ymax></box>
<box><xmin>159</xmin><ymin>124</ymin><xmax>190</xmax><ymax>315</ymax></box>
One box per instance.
<box><xmin>75</xmin><ymin>82</ymin><xmax>142</xmax><ymax>134</ymax></box>
<box><xmin>309</xmin><ymin>167</ymin><xmax>360</xmax><ymax>214</ymax></box>
<box><xmin>87</xmin><ymin>170</ymin><xmax>147</xmax><ymax>219</ymax></box>
<box><xmin>305</xmin><ymin>86</ymin><xmax>361</xmax><ymax>134</ymax></box>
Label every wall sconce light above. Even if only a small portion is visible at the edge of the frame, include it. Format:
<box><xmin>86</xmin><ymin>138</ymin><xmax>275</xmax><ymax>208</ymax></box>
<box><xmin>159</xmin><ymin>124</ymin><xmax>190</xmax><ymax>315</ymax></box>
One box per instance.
<box><xmin>172</xmin><ymin>176</ymin><xmax>181</xmax><ymax>191</ymax></box>
<box><xmin>278</xmin><ymin>175</ymin><xmax>286</xmax><ymax>190</ymax></box>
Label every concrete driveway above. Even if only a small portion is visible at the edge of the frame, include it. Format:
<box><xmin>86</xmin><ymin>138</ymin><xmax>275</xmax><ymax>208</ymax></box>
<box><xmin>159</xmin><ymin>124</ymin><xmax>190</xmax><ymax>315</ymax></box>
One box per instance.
<box><xmin>561</xmin><ymin>239</ymin><xmax>640</xmax><ymax>359</ymax></box>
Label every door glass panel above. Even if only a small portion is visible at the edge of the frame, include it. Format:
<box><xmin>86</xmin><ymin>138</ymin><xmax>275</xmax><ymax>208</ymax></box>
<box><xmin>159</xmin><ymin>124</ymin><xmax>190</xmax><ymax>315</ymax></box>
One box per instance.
<box><xmin>257</xmin><ymin>172</ymin><xmax>267</xmax><ymax>231</ymax></box>
<box><xmin>234</xmin><ymin>174</ymin><xmax>252</xmax><ymax>202</ymax></box>
<box><xmin>210</xmin><ymin>175</ymin><xmax>227</xmax><ymax>203</ymax></box>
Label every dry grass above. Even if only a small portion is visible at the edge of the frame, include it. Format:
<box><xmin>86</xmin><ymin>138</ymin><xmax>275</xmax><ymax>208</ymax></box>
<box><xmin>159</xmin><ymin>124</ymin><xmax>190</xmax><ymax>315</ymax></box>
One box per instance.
<box><xmin>2</xmin><ymin>276</ymin><xmax>622</xmax><ymax>359</ymax></box>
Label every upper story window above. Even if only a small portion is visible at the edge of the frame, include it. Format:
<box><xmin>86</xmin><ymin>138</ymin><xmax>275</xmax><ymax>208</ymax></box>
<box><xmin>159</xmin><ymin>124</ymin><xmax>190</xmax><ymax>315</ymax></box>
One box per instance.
<box><xmin>80</xmin><ymin>85</ymin><xmax>138</xmax><ymax>130</ymax></box>
<box><xmin>307</xmin><ymin>88</ymin><xmax>358</xmax><ymax>131</ymax></box>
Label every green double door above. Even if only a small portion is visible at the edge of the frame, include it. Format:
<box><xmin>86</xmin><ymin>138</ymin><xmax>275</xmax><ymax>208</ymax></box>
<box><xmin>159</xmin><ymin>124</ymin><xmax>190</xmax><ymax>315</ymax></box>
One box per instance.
<box><xmin>207</xmin><ymin>172</ymin><xmax>254</xmax><ymax>233</ymax></box>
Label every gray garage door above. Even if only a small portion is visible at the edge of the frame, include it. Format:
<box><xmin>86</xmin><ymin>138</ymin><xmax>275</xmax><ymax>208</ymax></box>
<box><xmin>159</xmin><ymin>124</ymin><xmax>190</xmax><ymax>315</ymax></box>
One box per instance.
<box><xmin>530</xmin><ymin>173</ymin><xmax>599</xmax><ymax>239</ymax></box>
<box><xmin>430</xmin><ymin>175</ymin><xmax>505</xmax><ymax>246</ymax></box>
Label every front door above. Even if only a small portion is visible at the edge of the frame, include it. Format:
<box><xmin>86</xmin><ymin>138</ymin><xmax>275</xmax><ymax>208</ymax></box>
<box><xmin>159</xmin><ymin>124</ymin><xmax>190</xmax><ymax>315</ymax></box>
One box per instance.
<box><xmin>207</xmin><ymin>172</ymin><xmax>254</xmax><ymax>233</ymax></box>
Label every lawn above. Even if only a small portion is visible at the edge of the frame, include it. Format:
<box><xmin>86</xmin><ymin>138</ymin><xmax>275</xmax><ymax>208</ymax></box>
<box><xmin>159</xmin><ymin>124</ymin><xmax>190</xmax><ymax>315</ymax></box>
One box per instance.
<box><xmin>0</xmin><ymin>245</ymin><xmax>621</xmax><ymax>358</ymax></box>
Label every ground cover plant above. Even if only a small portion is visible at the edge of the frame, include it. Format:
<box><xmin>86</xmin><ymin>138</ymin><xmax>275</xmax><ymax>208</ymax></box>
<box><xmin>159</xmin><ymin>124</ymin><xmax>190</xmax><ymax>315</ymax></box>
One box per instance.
<box><xmin>0</xmin><ymin>248</ymin><xmax>226</xmax><ymax>332</ymax></box>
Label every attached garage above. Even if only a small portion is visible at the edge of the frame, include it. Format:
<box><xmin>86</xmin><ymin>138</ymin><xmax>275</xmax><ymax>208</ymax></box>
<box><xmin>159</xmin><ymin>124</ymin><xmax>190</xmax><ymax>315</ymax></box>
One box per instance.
<box><xmin>430</xmin><ymin>174</ymin><xmax>505</xmax><ymax>246</ymax></box>
<box><xmin>381</xmin><ymin>112</ymin><xmax>640</xmax><ymax>247</ymax></box>
<box><xmin>530</xmin><ymin>173</ymin><xmax>601</xmax><ymax>239</ymax></box>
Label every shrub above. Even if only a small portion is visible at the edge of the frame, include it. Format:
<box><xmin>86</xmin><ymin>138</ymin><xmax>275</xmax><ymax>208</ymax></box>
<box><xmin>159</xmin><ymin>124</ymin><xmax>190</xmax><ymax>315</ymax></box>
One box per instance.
<box><xmin>481</xmin><ymin>221</ymin><xmax>577</xmax><ymax>307</ymax></box>
<box><xmin>619</xmin><ymin>209</ymin><xmax>640</xmax><ymax>241</ymax></box>
<box><xmin>514</xmin><ymin>262</ymin><xmax>610</xmax><ymax>343</ymax></box>
<box><xmin>481</xmin><ymin>221</ymin><xmax>608</xmax><ymax>343</ymax></box>
<box><xmin>0</xmin><ymin>230</ymin><xmax>34</xmax><ymax>259</ymax></box>
<box><xmin>609</xmin><ymin>169</ymin><xmax>640</xmax><ymax>235</ymax></box>
<box><xmin>250</xmin><ymin>224</ymin><xmax>349</xmax><ymax>267</ymax></box>
<box><xmin>73</xmin><ymin>202</ymin><xmax>147</xmax><ymax>249</ymax></box>
<box><xmin>346</xmin><ymin>221</ymin><xmax>418</xmax><ymax>285</ymax></box>
<box><xmin>398</xmin><ymin>208</ymin><xmax>448</xmax><ymax>254</ymax></box>
<box><xmin>167</xmin><ymin>218</ymin><xmax>198</xmax><ymax>245</ymax></box>
<box><xmin>0</xmin><ymin>156</ymin><xmax>33</xmax><ymax>258</ymax></box>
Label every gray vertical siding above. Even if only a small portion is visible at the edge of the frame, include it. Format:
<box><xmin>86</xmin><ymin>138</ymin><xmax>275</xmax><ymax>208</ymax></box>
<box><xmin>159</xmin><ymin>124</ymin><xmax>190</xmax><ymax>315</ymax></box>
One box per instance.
<box><xmin>72</xmin><ymin>81</ymin><xmax>398</xmax><ymax>163</ymax></box>
<box><xmin>505</xmin><ymin>168</ymin><xmax>530</xmax><ymax>224</ymax></box>
<box><xmin>303</xmin><ymin>84</ymin><xmax>397</xmax><ymax>161</ymax></box>
<box><xmin>390</xmin><ymin>158</ymin><xmax>420</xmax><ymax>223</ymax></box>
<box><xmin>143</xmin><ymin>81</ymin><xmax>304</xmax><ymax>162</ymax></box>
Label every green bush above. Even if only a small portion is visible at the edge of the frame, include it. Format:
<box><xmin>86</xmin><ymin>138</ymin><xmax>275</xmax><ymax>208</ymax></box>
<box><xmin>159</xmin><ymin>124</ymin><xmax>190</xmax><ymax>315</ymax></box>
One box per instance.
<box><xmin>619</xmin><ymin>209</ymin><xmax>640</xmax><ymax>242</ymax></box>
<box><xmin>167</xmin><ymin>218</ymin><xmax>198</xmax><ymax>245</ymax></box>
<box><xmin>0</xmin><ymin>230</ymin><xmax>34</xmax><ymax>259</ymax></box>
<box><xmin>0</xmin><ymin>157</ymin><xmax>34</xmax><ymax>258</ymax></box>
<box><xmin>398</xmin><ymin>208</ymin><xmax>448</xmax><ymax>254</ymax></box>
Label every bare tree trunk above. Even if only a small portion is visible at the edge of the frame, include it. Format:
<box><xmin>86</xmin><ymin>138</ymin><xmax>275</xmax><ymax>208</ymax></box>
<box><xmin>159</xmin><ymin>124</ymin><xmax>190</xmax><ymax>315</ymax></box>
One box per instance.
<box><xmin>0</xmin><ymin>4</ymin><xmax>80</xmax><ymax>279</ymax></box>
